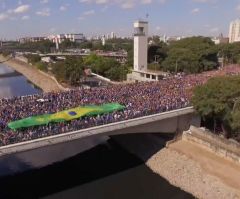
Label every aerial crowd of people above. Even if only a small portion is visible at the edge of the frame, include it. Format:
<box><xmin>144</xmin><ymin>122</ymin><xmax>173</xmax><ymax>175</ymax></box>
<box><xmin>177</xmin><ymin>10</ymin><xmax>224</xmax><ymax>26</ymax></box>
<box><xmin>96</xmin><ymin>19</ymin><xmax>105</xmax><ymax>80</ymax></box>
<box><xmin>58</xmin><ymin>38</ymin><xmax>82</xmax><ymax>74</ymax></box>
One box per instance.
<box><xmin>0</xmin><ymin>65</ymin><xmax>240</xmax><ymax>146</ymax></box>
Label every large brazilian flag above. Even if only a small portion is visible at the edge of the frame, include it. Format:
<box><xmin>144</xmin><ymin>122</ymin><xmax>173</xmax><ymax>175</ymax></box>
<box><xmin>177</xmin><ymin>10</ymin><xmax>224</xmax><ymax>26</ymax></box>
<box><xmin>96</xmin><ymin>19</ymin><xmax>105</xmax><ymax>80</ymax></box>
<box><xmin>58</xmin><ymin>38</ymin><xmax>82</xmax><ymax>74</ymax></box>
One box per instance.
<box><xmin>8</xmin><ymin>103</ymin><xmax>125</xmax><ymax>130</ymax></box>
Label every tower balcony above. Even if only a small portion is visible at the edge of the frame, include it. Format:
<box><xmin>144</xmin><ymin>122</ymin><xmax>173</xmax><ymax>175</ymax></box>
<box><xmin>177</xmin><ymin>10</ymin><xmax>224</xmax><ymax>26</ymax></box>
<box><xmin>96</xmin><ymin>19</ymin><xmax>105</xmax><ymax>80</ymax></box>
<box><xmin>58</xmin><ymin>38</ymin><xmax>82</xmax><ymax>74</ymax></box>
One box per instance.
<box><xmin>134</xmin><ymin>27</ymin><xmax>146</xmax><ymax>36</ymax></box>
<box><xmin>133</xmin><ymin>32</ymin><xmax>146</xmax><ymax>36</ymax></box>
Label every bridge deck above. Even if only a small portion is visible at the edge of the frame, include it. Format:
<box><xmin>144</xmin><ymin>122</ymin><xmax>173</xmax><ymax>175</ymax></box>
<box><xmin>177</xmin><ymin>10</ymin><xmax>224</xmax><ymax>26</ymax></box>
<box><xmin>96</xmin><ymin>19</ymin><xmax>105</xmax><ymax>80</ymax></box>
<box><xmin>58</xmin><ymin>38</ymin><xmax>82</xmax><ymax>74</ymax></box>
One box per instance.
<box><xmin>0</xmin><ymin>107</ymin><xmax>196</xmax><ymax>157</ymax></box>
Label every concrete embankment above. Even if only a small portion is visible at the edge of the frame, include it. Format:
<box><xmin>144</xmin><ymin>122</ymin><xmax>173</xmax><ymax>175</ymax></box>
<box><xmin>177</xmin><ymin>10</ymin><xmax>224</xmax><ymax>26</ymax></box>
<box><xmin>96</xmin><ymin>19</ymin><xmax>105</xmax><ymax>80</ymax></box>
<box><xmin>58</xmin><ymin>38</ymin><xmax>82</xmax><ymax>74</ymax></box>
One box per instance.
<box><xmin>113</xmin><ymin>132</ymin><xmax>240</xmax><ymax>199</ymax></box>
<box><xmin>0</xmin><ymin>55</ymin><xmax>66</xmax><ymax>92</ymax></box>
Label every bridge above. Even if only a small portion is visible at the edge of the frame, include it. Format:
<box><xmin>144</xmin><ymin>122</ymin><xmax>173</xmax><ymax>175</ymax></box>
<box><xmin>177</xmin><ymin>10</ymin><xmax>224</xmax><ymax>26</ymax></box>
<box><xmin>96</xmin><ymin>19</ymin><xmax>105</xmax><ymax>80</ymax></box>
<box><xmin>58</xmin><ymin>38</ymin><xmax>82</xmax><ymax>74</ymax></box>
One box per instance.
<box><xmin>40</xmin><ymin>52</ymin><xmax>127</xmax><ymax>58</ymax></box>
<box><xmin>40</xmin><ymin>52</ymin><xmax>127</xmax><ymax>63</ymax></box>
<box><xmin>0</xmin><ymin>107</ymin><xmax>200</xmax><ymax>157</ymax></box>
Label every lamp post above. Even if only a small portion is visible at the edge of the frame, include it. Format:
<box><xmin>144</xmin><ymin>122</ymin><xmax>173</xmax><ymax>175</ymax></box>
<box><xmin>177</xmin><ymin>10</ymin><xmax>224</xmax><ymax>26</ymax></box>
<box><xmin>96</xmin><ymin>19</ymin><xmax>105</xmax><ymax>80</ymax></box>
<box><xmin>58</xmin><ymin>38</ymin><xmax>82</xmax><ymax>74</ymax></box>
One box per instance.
<box><xmin>154</xmin><ymin>55</ymin><xmax>159</xmax><ymax>71</ymax></box>
<box><xmin>175</xmin><ymin>59</ymin><xmax>178</xmax><ymax>74</ymax></box>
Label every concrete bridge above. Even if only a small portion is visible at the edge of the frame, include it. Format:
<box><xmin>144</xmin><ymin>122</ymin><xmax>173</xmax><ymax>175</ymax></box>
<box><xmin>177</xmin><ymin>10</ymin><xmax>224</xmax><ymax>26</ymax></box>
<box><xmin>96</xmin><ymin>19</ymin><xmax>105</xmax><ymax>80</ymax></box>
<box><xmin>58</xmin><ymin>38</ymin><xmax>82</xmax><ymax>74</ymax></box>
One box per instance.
<box><xmin>0</xmin><ymin>107</ymin><xmax>200</xmax><ymax>157</ymax></box>
<box><xmin>40</xmin><ymin>52</ymin><xmax>127</xmax><ymax>63</ymax></box>
<box><xmin>40</xmin><ymin>52</ymin><xmax>127</xmax><ymax>58</ymax></box>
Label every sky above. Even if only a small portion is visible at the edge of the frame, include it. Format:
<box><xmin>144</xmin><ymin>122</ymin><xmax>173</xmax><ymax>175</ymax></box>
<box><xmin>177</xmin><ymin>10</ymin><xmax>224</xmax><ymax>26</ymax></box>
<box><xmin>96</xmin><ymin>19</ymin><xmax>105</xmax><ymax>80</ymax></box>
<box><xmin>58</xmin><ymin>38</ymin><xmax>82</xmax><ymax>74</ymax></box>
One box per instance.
<box><xmin>0</xmin><ymin>0</ymin><xmax>240</xmax><ymax>39</ymax></box>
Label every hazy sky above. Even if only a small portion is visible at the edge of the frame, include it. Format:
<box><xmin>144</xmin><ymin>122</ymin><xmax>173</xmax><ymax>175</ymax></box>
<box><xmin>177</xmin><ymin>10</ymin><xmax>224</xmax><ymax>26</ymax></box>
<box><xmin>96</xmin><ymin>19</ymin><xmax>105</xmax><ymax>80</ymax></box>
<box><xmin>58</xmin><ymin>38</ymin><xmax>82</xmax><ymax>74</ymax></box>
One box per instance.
<box><xmin>0</xmin><ymin>0</ymin><xmax>239</xmax><ymax>39</ymax></box>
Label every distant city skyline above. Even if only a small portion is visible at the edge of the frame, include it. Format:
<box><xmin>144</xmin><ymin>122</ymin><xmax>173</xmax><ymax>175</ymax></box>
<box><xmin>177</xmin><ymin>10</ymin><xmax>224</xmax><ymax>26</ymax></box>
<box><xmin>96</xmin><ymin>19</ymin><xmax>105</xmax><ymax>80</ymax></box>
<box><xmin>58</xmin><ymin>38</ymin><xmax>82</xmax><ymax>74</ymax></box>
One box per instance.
<box><xmin>0</xmin><ymin>0</ymin><xmax>240</xmax><ymax>39</ymax></box>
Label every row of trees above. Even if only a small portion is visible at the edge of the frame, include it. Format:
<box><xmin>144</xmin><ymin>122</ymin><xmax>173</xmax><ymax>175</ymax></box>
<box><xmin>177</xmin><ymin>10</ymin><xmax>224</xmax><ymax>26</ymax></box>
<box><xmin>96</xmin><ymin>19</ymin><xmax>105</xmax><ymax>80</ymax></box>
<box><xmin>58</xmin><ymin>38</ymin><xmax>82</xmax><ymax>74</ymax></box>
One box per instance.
<box><xmin>52</xmin><ymin>55</ymin><xmax>129</xmax><ymax>85</ymax></box>
<box><xmin>191</xmin><ymin>76</ymin><xmax>240</xmax><ymax>141</ymax></box>
<box><xmin>23</xmin><ymin>53</ymin><xmax>130</xmax><ymax>85</ymax></box>
<box><xmin>148</xmin><ymin>36</ymin><xmax>240</xmax><ymax>74</ymax></box>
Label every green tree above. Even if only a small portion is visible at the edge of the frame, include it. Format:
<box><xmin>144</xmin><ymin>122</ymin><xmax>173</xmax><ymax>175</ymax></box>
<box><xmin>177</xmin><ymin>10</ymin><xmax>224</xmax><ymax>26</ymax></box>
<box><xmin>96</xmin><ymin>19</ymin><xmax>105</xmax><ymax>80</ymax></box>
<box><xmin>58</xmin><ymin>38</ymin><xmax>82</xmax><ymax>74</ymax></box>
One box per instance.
<box><xmin>162</xmin><ymin>37</ymin><xmax>218</xmax><ymax>73</ymax></box>
<box><xmin>191</xmin><ymin>75</ymin><xmax>240</xmax><ymax>139</ymax></box>
<box><xmin>52</xmin><ymin>61</ymin><xmax>66</xmax><ymax>82</ymax></box>
<box><xmin>64</xmin><ymin>56</ymin><xmax>84</xmax><ymax>85</ymax></box>
<box><xmin>83</xmin><ymin>54</ymin><xmax>128</xmax><ymax>81</ymax></box>
<box><xmin>105</xmin><ymin>65</ymin><xmax>129</xmax><ymax>81</ymax></box>
<box><xmin>148</xmin><ymin>42</ymin><xmax>168</xmax><ymax>64</ymax></box>
<box><xmin>36</xmin><ymin>62</ymin><xmax>48</xmax><ymax>72</ymax></box>
<box><xmin>60</xmin><ymin>39</ymin><xmax>76</xmax><ymax>50</ymax></box>
<box><xmin>26</xmin><ymin>54</ymin><xmax>41</xmax><ymax>64</ymax></box>
<box><xmin>52</xmin><ymin>57</ymin><xmax>84</xmax><ymax>85</ymax></box>
<box><xmin>19</xmin><ymin>40</ymin><xmax>55</xmax><ymax>53</ymax></box>
<box><xmin>217</xmin><ymin>42</ymin><xmax>240</xmax><ymax>65</ymax></box>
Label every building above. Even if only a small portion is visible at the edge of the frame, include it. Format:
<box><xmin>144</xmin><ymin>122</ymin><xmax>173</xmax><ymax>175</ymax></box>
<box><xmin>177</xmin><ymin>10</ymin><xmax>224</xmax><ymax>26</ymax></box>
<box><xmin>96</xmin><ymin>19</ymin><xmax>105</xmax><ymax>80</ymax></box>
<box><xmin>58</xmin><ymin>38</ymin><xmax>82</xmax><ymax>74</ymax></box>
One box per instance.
<box><xmin>229</xmin><ymin>19</ymin><xmax>240</xmax><ymax>43</ymax></box>
<box><xmin>111</xmin><ymin>32</ymin><xmax>116</xmax><ymax>39</ymax></box>
<box><xmin>48</xmin><ymin>34</ymin><xmax>65</xmax><ymax>44</ymax></box>
<box><xmin>101</xmin><ymin>36</ymin><xmax>106</xmax><ymax>46</ymax></box>
<box><xmin>48</xmin><ymin>33</ymin><xmax>85</xmax><ymax>44</ymax></box>
<box><xmin>211</xmin><ymin>33</ymin><xmax>229</xmax><ymax>45</ymax></box>
<box><xmin>19</xmin><ymin>37</ymin><xmax>46</xmax><ymax>44</ymax></box>
<box><xmin>0</xmin><ymin>40</ymin><xmax>19</xmax><ymax>47</ymax></box>
<box><xmin>65</xmin><ymin>33</ymin><xmax>85</xmax><ymax>43</ymax></box>
<box><xmin>160</xmin><ymin>34</ymin><xmax>167</xmax><ymax>43</ymax></box>
<box><xmin>127</xmin><ymin>20</ymin><xmax>168</xmax><ymax>82</ymax></box>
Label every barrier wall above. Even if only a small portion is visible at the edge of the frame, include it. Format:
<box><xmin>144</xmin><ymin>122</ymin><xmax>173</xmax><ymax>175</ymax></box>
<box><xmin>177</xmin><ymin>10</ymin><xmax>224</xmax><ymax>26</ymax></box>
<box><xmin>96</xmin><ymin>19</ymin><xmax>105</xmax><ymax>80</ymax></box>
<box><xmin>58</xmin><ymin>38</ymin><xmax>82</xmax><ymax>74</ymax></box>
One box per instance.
<box><xmin>182</xmin><ymin>126</ymin><xmax>240</xmax><ymax>163</ymax></box>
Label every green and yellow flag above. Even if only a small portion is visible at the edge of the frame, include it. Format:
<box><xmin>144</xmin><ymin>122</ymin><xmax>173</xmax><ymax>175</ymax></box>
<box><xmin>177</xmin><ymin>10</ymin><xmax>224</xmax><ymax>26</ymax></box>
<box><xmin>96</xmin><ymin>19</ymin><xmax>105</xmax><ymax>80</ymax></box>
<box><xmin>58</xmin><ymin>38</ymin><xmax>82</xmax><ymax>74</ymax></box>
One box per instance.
<box><xmin>8</xmin><ymin>103</ymin><xmax>125</xmax><ymax>130</ymax></box>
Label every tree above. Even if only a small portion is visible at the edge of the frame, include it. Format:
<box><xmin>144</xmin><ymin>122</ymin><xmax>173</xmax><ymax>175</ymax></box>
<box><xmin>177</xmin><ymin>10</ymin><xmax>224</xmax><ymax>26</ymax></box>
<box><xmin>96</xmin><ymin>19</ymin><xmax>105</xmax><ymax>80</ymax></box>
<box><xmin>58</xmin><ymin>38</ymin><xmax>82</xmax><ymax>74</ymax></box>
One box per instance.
<box><xmin>19</xmin><ymin>40</ymin><xmax>55</xmax><ymax>53</ymax></box>
<box><xmin>52</xmin><ymin>56</ymin><xmax>84</xmax><ymax>85</ymax></box>
<box><xmin>52</xmin><ymin>61</ymin><xmax>66</xmax><ymax>82</ymax></box>
<box><xmin>162</xmin><ymin>37</ymin><xmax>218</xmax><ymax>73</ymax></box>
<box><xmin>26</xmin><ymin>54</ymin><xmax>41</xmax><ymax>64</ymax></box>
<box><xmin>60</xmin><ymin>39</ymin><xmax>76</xmax><ymax>50</ymax></box>
<box><xmin>191</xmin><ymin>75</ymin><xmax>240</xmax><ymax>140</ymax></box>
<box><xmin>83</xmin><ymin>54</ymin><xmax>128</xmax><ymax>81</ymax></box>
<box><xmin>64</xmin><ymin>56</ymin><xmax>84</xmax><ymax>85</ymax></box>
<box><xmin>148</xmin><ymin>42</ymin><xmax>168</xmax><ymax>64</ymax></box>
<box><xmin>217</xmin><ymin>42</ymin><xmax>240</xmax><ymax>64</ymax></box>
<box><xmin>36</xmin><ymin>62</ymin><xmax>48</xmax><ymax>72</ymax></box>
<box><xmin>105</xmin><ymin>65</ymin><xmax>129</xmax><ymax>81</ymax></box>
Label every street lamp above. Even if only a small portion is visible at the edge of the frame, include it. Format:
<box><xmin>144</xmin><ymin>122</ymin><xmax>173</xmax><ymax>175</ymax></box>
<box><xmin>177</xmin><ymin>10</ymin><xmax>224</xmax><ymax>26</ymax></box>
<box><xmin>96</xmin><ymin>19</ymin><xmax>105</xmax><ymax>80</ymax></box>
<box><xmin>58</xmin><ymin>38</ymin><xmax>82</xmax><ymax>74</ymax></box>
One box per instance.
<box><xmin>154</xmin><ymin>55</ymin><xmax>159</xmax><ymax>71</ymax></box>
<box><xmin>175</xmin><ymin>59</ymin><xmax>178</xmax><ymax>74</ymax></box>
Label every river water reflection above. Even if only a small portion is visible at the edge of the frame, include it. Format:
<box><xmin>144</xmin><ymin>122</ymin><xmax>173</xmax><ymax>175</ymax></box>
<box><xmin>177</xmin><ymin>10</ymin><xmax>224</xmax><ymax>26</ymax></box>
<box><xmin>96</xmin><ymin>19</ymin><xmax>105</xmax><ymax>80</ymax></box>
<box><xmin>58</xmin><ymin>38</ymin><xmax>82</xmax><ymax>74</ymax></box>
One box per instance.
<box><xmin>0</xmin><ymin>63</ymin><xmax>41</xmax><ymax>98</ymax></box>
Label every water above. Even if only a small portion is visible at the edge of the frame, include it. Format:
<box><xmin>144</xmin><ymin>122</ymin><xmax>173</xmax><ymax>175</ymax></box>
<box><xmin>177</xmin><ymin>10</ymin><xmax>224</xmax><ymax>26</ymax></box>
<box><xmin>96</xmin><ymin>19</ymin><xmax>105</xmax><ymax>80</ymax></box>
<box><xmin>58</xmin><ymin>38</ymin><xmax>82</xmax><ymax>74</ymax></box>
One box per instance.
<box><xmin>0</xmin><ymin>65</ymin><xmax>193</xmax><ymax>199</ymax></box>
<box><xmin>0</xmin><ymin>138</ymin><xmax>193</xmax><ymax>199</ymax></box>
<box><xmin>0</xmin><ymin>63</ymin><xmax>41</xmax><ymax>98</ymax></box>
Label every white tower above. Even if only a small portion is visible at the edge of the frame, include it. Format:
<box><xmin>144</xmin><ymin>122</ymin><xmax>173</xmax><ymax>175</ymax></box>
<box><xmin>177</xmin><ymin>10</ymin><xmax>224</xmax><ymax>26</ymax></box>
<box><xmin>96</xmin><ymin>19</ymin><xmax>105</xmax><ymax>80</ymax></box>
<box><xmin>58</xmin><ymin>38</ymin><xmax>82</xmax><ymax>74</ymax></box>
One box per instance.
<box><xmin>101</xmin><ymin>36</ymin><xmax>106</xmax><ymax>46</ymax></box>
<box><xmin>229</xmin><ymin>19</ymin><xmax>240</xmax><ymax>43</ymax></box>
<box><xmin>133</xmin><ymin>20</ymin><xmax>148</xmax><ymax>72</ymax></box>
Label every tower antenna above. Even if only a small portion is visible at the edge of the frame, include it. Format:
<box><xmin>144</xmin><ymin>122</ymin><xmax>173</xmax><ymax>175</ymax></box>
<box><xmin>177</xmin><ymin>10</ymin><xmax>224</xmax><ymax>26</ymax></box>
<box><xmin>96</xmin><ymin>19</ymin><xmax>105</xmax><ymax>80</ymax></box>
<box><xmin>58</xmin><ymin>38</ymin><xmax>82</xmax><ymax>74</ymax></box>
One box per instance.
<box><xmin>146</xmin><ymin>13</ymin><xmax>149</xmax><ymax>19</ymax></box>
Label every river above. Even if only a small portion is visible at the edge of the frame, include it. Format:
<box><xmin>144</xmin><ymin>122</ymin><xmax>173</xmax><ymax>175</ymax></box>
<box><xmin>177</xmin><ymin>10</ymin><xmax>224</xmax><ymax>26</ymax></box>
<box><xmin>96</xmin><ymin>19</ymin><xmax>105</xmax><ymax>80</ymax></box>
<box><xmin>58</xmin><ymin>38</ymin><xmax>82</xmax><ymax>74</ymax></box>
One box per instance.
<box><xmin>0</xmin><ymin>63</ymin><xmax>40</xmax><ymax>98</ymax></box>
<box><xmin>0</xmin><ymin>64</ymin><xmax>193</xmax><ymax>199</ymax></box>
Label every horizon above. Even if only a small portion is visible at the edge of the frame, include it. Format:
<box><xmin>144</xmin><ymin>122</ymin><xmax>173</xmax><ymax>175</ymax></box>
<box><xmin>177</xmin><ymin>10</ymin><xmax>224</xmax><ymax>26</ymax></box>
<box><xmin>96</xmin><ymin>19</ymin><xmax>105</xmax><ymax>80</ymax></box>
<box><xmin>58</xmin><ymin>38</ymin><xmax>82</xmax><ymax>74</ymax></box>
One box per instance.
<box><xmin>0</xmin><ymin>0</ymin><xmax>240</xmax><ymax>39</ymax></box>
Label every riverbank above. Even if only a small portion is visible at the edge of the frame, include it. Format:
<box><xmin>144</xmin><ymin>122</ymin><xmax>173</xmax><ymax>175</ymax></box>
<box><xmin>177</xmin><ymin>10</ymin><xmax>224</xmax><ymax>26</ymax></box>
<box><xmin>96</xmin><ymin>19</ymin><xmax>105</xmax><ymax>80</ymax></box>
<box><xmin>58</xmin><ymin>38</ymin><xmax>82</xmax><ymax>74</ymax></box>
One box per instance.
<box><xmin>0</xmin><ymin>55</ymin><xmax>66</xmax><ymax>92</ymax></box>
<box><xmin>150</xmin><ymin>143</ymin><xmax>240</xmax><ymax>199</ymax></box>
<box><xmin>113</xmin><ymin>134</ymin><xmax>240</xmax><ymax>199</ymax></box>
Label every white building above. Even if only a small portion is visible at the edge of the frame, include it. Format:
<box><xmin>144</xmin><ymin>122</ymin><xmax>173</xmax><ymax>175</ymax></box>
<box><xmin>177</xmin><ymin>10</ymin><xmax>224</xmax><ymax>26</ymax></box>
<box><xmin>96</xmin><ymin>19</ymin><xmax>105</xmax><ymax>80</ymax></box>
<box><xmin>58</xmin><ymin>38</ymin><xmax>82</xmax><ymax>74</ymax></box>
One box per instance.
<box><xmin>127</xmin><ymin>20</ymin><xmax>168</xmax><ymax>82</ymax></box>
<box><xmin>111</xmin><ymin>32</ymin><xmax>116</xmax><ymax>39</ymax></box>
<box><xmin>211</xmin><ymin>34</ymin><xmax>229</xmax><ymax>45</ymax></box>
<box><xmin>65</xmin><ymin>33</ymin><xmax>85</xmax><ymax>43</ymax></box>
<box><xmin>229</xmin><ymin>19</ymin><xmax>240</xmax><ymax>43</ymax></box>
<box><xmin>48</xmin><ymin>33</ymin><xmax>85</xmax><ymax>44</ymax></box>
<box><xmin>101</xmin><ymin>36</ymin><xmax>106</xmax><ymax>46</ymax></box>
<box><xmin>19</xmin><ymin>37</ymin><xmax>46</xmax><ymax>44</ymax></box>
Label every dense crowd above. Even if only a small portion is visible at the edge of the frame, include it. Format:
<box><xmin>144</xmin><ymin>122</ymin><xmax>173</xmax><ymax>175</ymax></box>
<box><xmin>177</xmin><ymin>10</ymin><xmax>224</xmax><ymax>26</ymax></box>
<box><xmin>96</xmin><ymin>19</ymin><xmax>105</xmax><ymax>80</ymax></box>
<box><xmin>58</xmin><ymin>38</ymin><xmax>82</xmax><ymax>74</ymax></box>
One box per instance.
<box><xmin>0</xmin><ymin>65</ymin><xmax>240</xmax><ymax>146</ymax></box>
